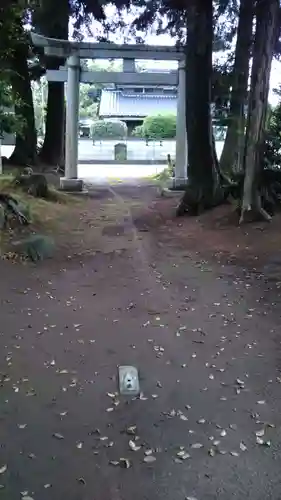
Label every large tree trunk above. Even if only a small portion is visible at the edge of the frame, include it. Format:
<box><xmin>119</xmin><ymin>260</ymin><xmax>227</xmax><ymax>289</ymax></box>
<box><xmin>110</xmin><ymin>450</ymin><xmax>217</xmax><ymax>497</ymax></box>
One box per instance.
<box><xmin>9</xmin><ymin>42</ymin><xmax>38</xmax><ymax>166</ymax></box>
<box><xmin>219</xmin><ymin>0</ymin><xmax>254</xmax><ymax>177</ymax></box>
<box><xmin>240</xmin><ymin>0</ymin><xmax>280</xmax><ymax>223</ymax></box>
<box><xmin>34</xmin><ymin>0</ymin><xmax>69</xmax><ymax>168</ymax></box>
<box><xmin>39</xmin><ymin>82</ymin><xmax>65</xmax><ymax>167</ymax></box>
<box><xmin>177</xmin><ymin>0</ymin><xmax>223</xmax><ymax>216</ymax></box>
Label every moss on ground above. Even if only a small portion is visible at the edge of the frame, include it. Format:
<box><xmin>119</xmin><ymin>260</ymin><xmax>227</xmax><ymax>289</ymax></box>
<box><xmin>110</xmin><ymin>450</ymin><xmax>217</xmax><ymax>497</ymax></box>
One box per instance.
<box><xmin>0</xmin><ymin>174</ymin><xmax>80</xmax><ymax>259</ymax></box>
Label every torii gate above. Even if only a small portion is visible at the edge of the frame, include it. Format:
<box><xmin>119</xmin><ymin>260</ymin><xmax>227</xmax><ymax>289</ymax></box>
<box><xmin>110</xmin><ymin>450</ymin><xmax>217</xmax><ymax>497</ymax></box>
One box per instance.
<box><xmin>31</xmin><ymin>33</ymin><xmax>187</xmax><ymax>191</ymax></box>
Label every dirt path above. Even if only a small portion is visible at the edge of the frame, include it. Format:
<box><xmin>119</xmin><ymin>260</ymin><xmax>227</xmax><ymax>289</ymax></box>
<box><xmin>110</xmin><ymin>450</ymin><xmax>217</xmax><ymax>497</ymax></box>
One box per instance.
<box><xmin>1</xmin><ymin>184</ymin><xmax>281</xmax><ymax>500</ymax></box>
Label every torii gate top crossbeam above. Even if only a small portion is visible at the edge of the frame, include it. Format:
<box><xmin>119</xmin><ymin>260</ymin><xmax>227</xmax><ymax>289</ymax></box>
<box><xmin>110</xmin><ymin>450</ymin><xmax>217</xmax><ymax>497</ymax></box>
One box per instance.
<box><xmin>31</xmin><ymin>33</ymin><xmax>184</xmax><ymax>61</ymax></box>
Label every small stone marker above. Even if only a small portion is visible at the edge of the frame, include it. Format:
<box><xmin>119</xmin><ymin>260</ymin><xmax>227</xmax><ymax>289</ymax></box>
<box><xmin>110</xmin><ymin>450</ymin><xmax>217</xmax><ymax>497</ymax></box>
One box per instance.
<box><xmin>118</xmin><ymin>366</ymin><xmax>140</xmax><ymax>396</ymax></box>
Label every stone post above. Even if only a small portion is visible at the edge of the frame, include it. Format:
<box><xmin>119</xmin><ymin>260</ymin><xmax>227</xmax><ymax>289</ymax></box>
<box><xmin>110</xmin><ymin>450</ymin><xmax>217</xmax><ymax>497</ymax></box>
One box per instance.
<box><xmin>60</xmin><ymin>54</ymin><xmax>83</xmax><ymax>191</ymax></box>
<box><xmin>175</xmin><ymin>60</ymin><xmax>188</xmax><ymax>187</ymax></box>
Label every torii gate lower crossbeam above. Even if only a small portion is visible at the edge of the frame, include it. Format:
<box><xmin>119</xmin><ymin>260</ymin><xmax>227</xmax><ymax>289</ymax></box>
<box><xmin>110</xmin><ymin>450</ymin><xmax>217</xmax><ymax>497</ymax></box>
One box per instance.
<box><xmin>31</xmin><ymin>33</ymin><xmax>188</xmax><ymax>191</ymax></box>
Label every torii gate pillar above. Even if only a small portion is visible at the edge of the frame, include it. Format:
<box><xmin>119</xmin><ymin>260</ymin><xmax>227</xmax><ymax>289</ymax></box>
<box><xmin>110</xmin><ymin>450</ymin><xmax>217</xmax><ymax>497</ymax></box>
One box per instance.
<box><xmin>60</xmin><ymin>54</ymin><xmax>84</xmax><ymax>192</ymax></box>
<box><xmin>175</xmin><ymin>61</ymin><xmax>188</xmax><ymax>186</ymax></box>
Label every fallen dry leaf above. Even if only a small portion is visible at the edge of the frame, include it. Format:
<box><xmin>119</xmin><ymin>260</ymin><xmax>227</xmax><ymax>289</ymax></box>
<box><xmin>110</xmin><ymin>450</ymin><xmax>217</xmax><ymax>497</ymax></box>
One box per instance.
<box><xmin>144</xmin><ymin>449</ymin><xmax>153</xmax><ymax>456</ymax></box>
<box><xmin>240</xmin><ymin>442</ymin><xmax>247</xmax><ymax>452</ymax></box>
<box><xmin>119</xmin><ymin>458</ymin><xmax>131</xmax><ymax>468</ymax></box>
<box><xmin>126</xmin><ymin>426</ymin><xmax>137</xmax><ymax>435</ymax></box>
<box><xmin>191</xmin><ymin>443</ymin><xmax>203</xmax><ymax>449</ymax></box>
<box><xmin>53</xmin><ymin>433</ymin><xmax>64</xmax><ymax>440</ymax></box>
<box><xmin>143</xmin><ymin>455</ymin><xmax>157</xmax><ymax>463</ymax></box>
<box><xmin>176</xmin><ymin>450</ymin><xmax>190</xmax><ymax>460</ymax></box>
<box><xmin>255</xmin><ymin>429</ymin><xmax>265</xmax><ymax>437</ymax></box>
<box><xmin>107</xmin><ymin>392</ymin><xmax>116</xmax><ymax>399</ymax></box>
<box><xmin>77</xmin><ymin>477</ymin><xmax>86</xmax><ymax>485</ymax></box>
<box><xmin>129</xmin><ymin>440</ymin><xmax>141</xmax><ymax>452</ymax></box>
<box><xmin>139</xmin><ymin>392</ymin><xmax>148</xmax><ymax>401</ymax></box>
<box><xmin>236</xmin><ymin>378</ymin><xmax>245</xmax><ymax>386</ymax></box>
<box><xmin>180</xmin><ymin>414</ymin><xmax>188</xmax><ymax>421</ymax></box>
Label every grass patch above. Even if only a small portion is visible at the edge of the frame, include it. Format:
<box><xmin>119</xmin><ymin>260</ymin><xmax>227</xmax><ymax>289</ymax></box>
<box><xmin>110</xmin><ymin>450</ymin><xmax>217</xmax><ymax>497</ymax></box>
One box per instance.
<box><xmin>153</xmin><ymin>167</ymin><xmax>172</xmax><ymax>182</ymax></box>
<box><xmin>0</xmin><ymin>174</ymin><xmax>81</xmax><ymax>257</ymax></box>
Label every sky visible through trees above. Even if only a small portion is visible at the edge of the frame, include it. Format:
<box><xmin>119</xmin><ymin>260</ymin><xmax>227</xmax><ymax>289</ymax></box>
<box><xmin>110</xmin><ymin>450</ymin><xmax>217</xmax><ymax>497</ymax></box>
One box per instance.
<box><xmin>69</xmin><ymin>4</ymin><xmax>281</xmax><ymax>107</ymax></box>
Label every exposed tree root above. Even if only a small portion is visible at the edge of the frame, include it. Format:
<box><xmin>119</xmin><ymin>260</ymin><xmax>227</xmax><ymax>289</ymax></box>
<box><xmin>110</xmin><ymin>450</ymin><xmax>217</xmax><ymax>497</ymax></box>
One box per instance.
<box><xmin>176</xmin><ymin>183</ymin><xmax>227</xmax><ymax>217</ymax></box>
<box><xmin>177</xmin><ymin>168</ymin><xmax>281</xmax><ymax>221</ymax></box>
<box><xmin>239</xmin><ymin>206</ymin><xmax>272</xmax><ymax>224</ymax></box>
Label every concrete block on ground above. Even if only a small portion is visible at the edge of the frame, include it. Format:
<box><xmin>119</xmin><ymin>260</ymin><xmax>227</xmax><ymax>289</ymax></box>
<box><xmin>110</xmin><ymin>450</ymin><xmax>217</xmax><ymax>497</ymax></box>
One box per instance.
<box><xmin>60</xmin><ymin>177</ymin><xmax>84</xmax><ymax>192</ymax></box>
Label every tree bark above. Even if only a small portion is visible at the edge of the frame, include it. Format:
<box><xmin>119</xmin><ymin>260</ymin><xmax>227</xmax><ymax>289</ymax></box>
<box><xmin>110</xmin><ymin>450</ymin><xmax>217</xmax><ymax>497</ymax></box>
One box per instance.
<box><xmin>219</xmin><ymin>0</ymin><xmax>254</xmax><ymax>177</ymax></box>
<box><xmin>39</xmin><ymin>82</ymin><xmax>65</xmax><ymax>167</ymax></box>
<box><xmin>9</xmin><ymin>42</ymin><xmax>38</xmax><ymax>166</ymax></box>
<box><xmin>34</xmin><ymin>0</ymin><xmax>69</xmax><ymax>168</ymax></box>
<box><xmin>177</xmin><ymin>0</ymin><xmax>223</xmax><ymax>215</ymax></box>
<box><xmin>240</xmin><ymin>0</ymin><xmax>280</xmax><ymax>223</ymax></box>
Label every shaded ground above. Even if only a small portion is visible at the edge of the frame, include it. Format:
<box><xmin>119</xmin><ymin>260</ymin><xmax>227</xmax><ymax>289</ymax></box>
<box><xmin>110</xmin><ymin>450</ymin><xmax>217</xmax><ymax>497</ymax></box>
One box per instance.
<box><xmin>1</xmin><ymin>184</ymin><xmax>281</xmax><ymax>500</ymax></box>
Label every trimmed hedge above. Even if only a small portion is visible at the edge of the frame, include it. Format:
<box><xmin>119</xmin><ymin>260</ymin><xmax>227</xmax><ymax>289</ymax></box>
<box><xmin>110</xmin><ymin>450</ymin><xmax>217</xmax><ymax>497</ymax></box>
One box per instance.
<box><xmin>91</xmin><ymin>120</ymin><xmax>127</xmax><ymax>139</ymax></box>
<box><xmin>133</xmin><ymin>113</ymin><xmax>176</xmax><ymax>139</ymax></box>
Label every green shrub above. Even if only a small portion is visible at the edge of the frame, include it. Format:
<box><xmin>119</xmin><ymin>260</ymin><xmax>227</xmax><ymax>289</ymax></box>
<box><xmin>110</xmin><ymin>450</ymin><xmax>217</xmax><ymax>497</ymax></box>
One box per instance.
<box><xmin>91</xmin><ymin>120</ymin><xmax>127</xmax><ymax>140</ymax></box>
<box><xmin>264</xmin><ymin>102</ymin><xmax>281</xmax><ymax>169</ymax></box>
<box><xmin>132</xmin><ymin>125</ymin><xmax>144</xmax><ymax>138</ymax></box>
<box><xmin>137</xmin><ymin>113</ymin><xmax>176</xmax><ymax>139</ymax></box>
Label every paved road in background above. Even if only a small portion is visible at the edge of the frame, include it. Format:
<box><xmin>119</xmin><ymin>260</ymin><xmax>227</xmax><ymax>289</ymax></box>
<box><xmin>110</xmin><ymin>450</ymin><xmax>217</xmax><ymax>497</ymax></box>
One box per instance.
<box><xmin>1</xmin><ymin>139</ymin><xmax>224</xmax><ymax>181</ymax></box>
<box><xmin>2</xmin><ymin>140</ymin><xmax>174</xmax><ymax>163</ymax></box>
<box><xmin>2</xmin><ymin>139</ymin><xmax>224</xmax><ymax>163</ymax></box>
